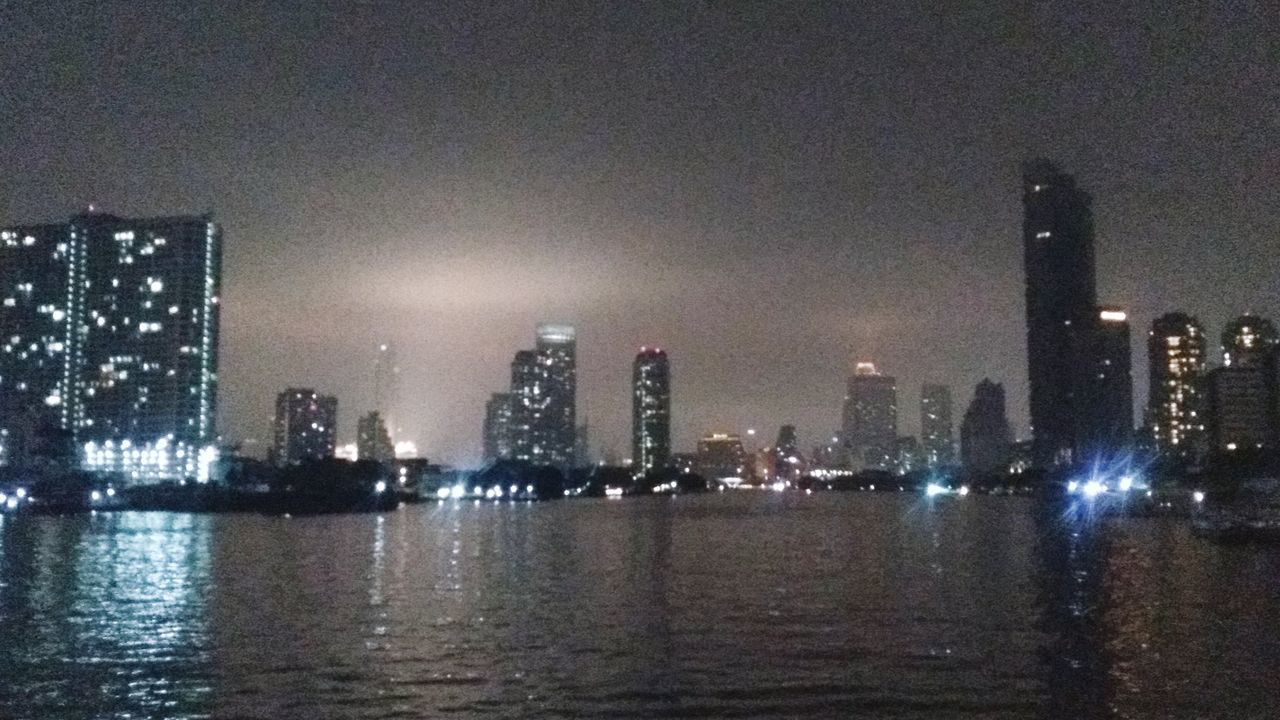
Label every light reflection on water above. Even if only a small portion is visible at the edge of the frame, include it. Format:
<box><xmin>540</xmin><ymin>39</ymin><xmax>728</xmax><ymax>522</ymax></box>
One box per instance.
<box><xmin>1</xmin><ymin>494</ymin><xmax>1279</xmax><ymax>718</ymax></box>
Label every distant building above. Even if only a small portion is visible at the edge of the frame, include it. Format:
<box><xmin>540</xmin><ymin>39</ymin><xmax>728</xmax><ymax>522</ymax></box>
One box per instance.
<box><xmin>961</xmin><ymin>379</ymin><xmax>1012</xmax><ymax>475</ymax></box>
<box><xmin>1022</xmin><ymin>160</ymin><xmax>1098</xmax><ymax>467</ymax></box>
<box><xmin>919</xmin><ymin>384</ymin><xmax>954</xmax><ymax>467</ymax></box>
<box><xmin>508</xmin><ymin>324</ymin><xmax>577</xmax><ymax>467</ymax></box>
<box><xmin>272</xmin><ymin>389</ymin><xmax>337</xmax><ymax>465</ymax></box>
<box><xmin>631</xmin><ymin>347</ymin><xmax>671</xmax><ymax>474</ymax></box>
<box><xmin>696</xmin><ymin>433</ymin><xmax>746</xmax><ymax>482</ymax></box>
<box><xmin>1075</xmin><ymin>306</ymin><xmax>1133</xmax><ymax>457</ymax></box>
<box><xmin>773</xmin><ymin>424</ymin><xmax>802</xmax><ymax>481</ymax></box>
<box><xmin>841</xmin><ymin>362</ymin><xmax>897</xmax><ymax>470</ymax></box>
<box><xmin>1147</xmin><ymin>312</ymin><xmax>1207</xmax><ymax>458</ymax></box>
<box><xmin>482</xmin><ymin>392</ymin><xmax>512</xmax><ymax>462</ymax></box>
<box><xmin>894</xmin><ymin>436</ymin><xmax>923</xmax><ymax>475</ymax></box>
<box><xmin>372</xmin><ymin>342</ymin><xmax>401</xmax><ymax>440</ymax></box>
<box><xmin>357</xmin><ymin>410</ymin><xmax>395</xmax><ymax>463</ymax></box>
<box><xmin>1206</xmin><ymin>314</ymin><xmax>1279</xmax><ymax>454</ymax></box>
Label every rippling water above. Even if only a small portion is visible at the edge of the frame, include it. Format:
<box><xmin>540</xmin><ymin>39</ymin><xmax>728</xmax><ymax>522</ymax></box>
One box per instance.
<box><xmin>2</xmin><ymin>493</ymin><xmax>1279</xmax><ymax>718</ymax></box>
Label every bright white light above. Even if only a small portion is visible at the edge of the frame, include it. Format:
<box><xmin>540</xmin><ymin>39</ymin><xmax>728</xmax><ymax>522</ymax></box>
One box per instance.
<box><xmin>1193</xmin><ymin>490</ymin><xmax>1205</xmax><ymax>504</ymax></box>
<box><xmin>0</xmin><ymin>493</ymin><xmax>7</xmax><ymax>504</ymax></box>
<box><xmin>604</xmin><ymin>487</ymin><xmax>624</xmax><ymax>498</ymax></box>
<box><xmin>868</xmin><ymin>484</ymin><xmax>875</xmax><ymax>491</ymax></box>
<box><xmin>150</xmin><ymin>280</ymin><xmax>164</xmax><ymax>293</ymax></box>
<box><xmin>525</xmin><ymin>484</ymin><xmax>534</xmax><ymax>495</ymax></box>
<box><xmin>509</xmin><ymin>484</ymin><xmax>518</xmax><ymax>495</ymax></box>
<box><xmin>958</xmin><ymin>485</ymin><xmax>970</xmax><ymax>496</ymax></box>
<box><xmin>106</xmin><ymin>487</ymin><xmax>115</xmax><ymax>497</ymax></box>
<box><xmin>450</xmin><ymin>483</ymin><xmax>466</xmax><ymax>499</ymax></box>
<box><xmin>770</xmin><ymin>481</ymin><xmax>786</xmax><ymax>492</ymax></box>
<box><xmin>1099</xmin><ymin>310</ymin><xmax>1127</xmax><ymax>322</ymax></box>
<box><xmin>1082</xmin><ymin>480</ymin><xmax>1105</xmax><ymax>498</ymax></box>
<box><xmin>15</xmin><ymin>488</ymin><xmax>27</xmax><ymax>499</ymax></box>
<box><xmin>1118</xmin><ymin>475</ymin><xmax>1134</xmax><ymax>492</ymax></box>
<box><xmin>1067</xmin><ymin>480</ymin><xmax>1079</xmax><ymax>494</ymax></box>
<box><xmin>90</xmin><ymin>490</ymin><xmax>102</xmax><ymax>502</ymax></box>
<box><xmin>5</xmin><ymin>498</ymin><xmax>16</xmax><ymax>510</ymax></box>
<box><xmin>925</xmin><ymin>483</ymin><xmax>947</xmax><ymax>497</ymax></box>
<box><xmin>437</xmin><ymin>487</ymin><xmax>450</xmax><ymax>499</ymax></box>
<box><xmin>374</xmin><ymin>480</ymin><xmax>387</xmax><ymax>494</ymax></box>
<box><xmin>492</xmin><ymin>485</ymin><xmax>503</xmax><ymax>498</ymax></box>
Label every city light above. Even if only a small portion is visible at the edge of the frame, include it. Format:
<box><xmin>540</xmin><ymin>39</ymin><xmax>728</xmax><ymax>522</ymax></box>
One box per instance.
<box><xmin>1193</xmin><ymin>490</ymin><xmax>1205</xmax><ymax>504</ymax></box>
<box><xmin>374</xmin><ymin>481</ymin><xmax>387</xmax><ymax>494</ymax></box>
<box><xmin>604</xmin><ymin>487</ymin><xmax>624</xmax><ymax>498</ymax></box>
<box><xmin>1082</xmin><ymin>480</ymin><xmax>1105</xmax><ymax>498</ymax></box>
<box><xmin>925</xmin><ymin>483</ymin><xmax>947</xmax><ymax>497</ymax></box>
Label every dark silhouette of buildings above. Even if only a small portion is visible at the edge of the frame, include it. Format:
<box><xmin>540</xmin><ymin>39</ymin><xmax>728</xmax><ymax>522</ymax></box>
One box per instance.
<box><xmin>1076</xmin><ymin>307</ymin><xmax>1133</xmax><ymax>455</ymax></box>
<box><xmin>357</xmin><ymin>410</ymin><xmax>395</xmax><ymax>463</ymax></box>
<box><xmin>631</xmin><ymin>347</ymin><xmax>671</xmax><ymax>473</ymax></box>
<box><xmin>482</xmin><ymin>392</ymin><xmax>512</xmax><ymax>462</ymax></box>
<box><xmin>961</xmin><ymin>379</ymin><xmax>1012</xmax><ymax>475</ymax></box>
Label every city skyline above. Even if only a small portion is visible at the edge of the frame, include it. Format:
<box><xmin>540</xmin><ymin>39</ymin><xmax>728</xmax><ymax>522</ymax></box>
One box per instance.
<box><xmin>3</xmin><ymin>4</ymin><xmax>1276</xmax><ymax>465</ymax></box>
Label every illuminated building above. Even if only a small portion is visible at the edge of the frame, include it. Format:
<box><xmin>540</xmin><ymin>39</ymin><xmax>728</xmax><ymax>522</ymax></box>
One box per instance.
<box><xmin>1147</xmin><ymin>312</ymin><xmax>1207</xmax><ymax>457</ymax></box>
<box><xmin>631</xmin><ymin>347</ymin><xmax>671</xmax><ymax>473</ymax></box>
<box><xmin>1075</xmin><ymin>307</ymin><xmax>1133</xmax><ymax>455</ymax></box>
<box><xmin>0</xmin><ymin>223</ymin><xmax>73</xmax><ymax>465</ymax></box>
<box><xmin>509</xmin><ymin>324</ymin><xmax>577</xmax><ymax>467</ymax></box>
<box><xmin>357</xmin><ymin>410</ymin><xmax>395</xmax><ymax>463</ymax></box>
<box><xmin>919</xmin><ymin>384</ymin><xmax>954</xmax><ymax>467</ymax></box>
<box><xmin>482</xmin><ymin>392</ymin><xmax>513</xmax><ymax>462</ymax></box>
<box><xmin>960</xmin><ymin>379</ymin><xmax>1012</xmax><ymax>475</ymax></box>
<box><xmin>0</xmin><ymin>211</ymin><xmax>222</xmax><ymax>481</ymax></box>
<box><xmin>1206</xmin><ymin>314</ymin><xmax>1279</xmax><ymax>453</ymax></box>
<box><xmin>1022</xmin><ymin>160</ymin><xmax>1097</xmax><ymax>467</ymax></box>
<box><xmin>1221</xmin><ymin>314</ymin><xmax>1277</xmax><ymax>369</ymax></box>
<box><xmin>696</xmin><ymin>432</ymin><xmax>745</xmax><ymax>482</ymax></box>
<box><xmin>841</xmin><ymin>362</ymin><xmax>897</xmax><ymax>470</ymax></box>
<box><xmin>271</xmin><ymin>389</ymin><xmax>337</xmax><ymax>465</ymax></box>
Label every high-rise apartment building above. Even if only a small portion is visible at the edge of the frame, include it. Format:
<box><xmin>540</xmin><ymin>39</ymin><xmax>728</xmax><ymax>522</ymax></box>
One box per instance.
<box><xmin>920</xmin><ymin>383</ymin><xmax>954</xmax><ymax>467</ymax></box>
<box><xmin>631</xmin><ymin>347</ymin><xmax>671</xmax><ymax>474</ymax></box>
<box><xmin>1147</xmin><ymin>312</ymin><xmax>1207</xmax><ymax>457</ymax></box>
<box><xmin>1076</xmin><ymin>307</ymin><xmax>1133</xmax><ymax>455</ymax></box>
<box><xmin>508</xmin><ymin>324</ymin><xmax>577</xmax><ymax>467</ymax></box>
<box><xmin>482</xmin><ymin>392</ymin><xmax>512</xmax><ymax>462</ymax></box>
<box><xmin>272</xmin><ymin>389</ymin><xmax>337</xmax><ymax>465</ymax></box>
<box><xmin>841</xmin><ymin>362</ymin><xmax>897</xmax><ymax>470</ymax></box>
<box><xmin>1</xmin><ymin>211</ymin><xmax>222</xmax><ymax>481</ymax></box>
<box><xmin>1022</xmin><ymin>160</ymin><xmax>1098</xmax><ymax>467</ymax></box>
<box><xmin>1206</xmin><ymin>314</ymin><xmax>1279</xmax><ymax>454</ymax></box>
<box><xmin>357</xmin><ymin>410</ymin><xmax>395</xmax><ymax>463</ymax></box>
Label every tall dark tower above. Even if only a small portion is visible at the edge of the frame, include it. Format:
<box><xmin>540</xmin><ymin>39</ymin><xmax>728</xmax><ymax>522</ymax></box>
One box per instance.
<box><xmin>631</xmin><ymin>347</ymin><xmax>670</xmax><ymax>473</ymax></box>
<box><xmin>1022</xmin><ymin>160</ymin><xmax>1098</xmax><ymax>467</ymax></box>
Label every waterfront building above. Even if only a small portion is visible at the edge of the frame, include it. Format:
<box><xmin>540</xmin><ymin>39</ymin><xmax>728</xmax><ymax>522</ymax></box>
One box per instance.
<box><xmin>960</xmin><ymin>379</ymin><xmax>1012</xmax><ymax>475</ymax></box>
<box><xmin>631</xmin><ymin>347</ymin><xmax>671</xmax><ymax>474</ymax></box>
<box><xmin>482</xmin><ymin>392</ymin><xmax>513</xmax><ymax>462</ymax></box>
<box><xmin>271</xmin><ymin>389</ymin><xmax>337</xmax><ymax>465</ymax></box>
<box><xmin>696</xmin><ymin>432</ymin><xmax>746</xmax><ymax>483</ymax></box>
<box><xmin>841</xmin><ymin>362</ymin><xmax>897</xmax><ymax>470</ymax></box>
<box><xmin>1147</xmin><ymin>312</ymin><xmax>1207</xmax><ymax>458</ymax></box>
<box><xmin>1221</xmin><ymin>314</ymin><xmax>1277</xmax><ymax>369</ymax></box>
<box><xmin>508</xmin><ymin>324</ymin><xmax>577</xmax><ymax>467</ymax></box>
<box><xmin>357</xmin><ymin>410</ymin><xmax>395</xmax><ymax>463</ymax></box>
<box><xmin>1076</xmin><ymin>307</ymin><xmax>1133</xmax><ymax>457</ymax></box>
<box><xmin>1206</xmin><ymin>314</ymin><xmax>1279</xmax><ymax>454</ymax></box>
<box><xmin>0</xmin><ymin>211</ymin><xmax>222</xmax><ymax>481</ymax></box>
<box><xmin>1021</xmin><ymin>160</ymin><xmax>1097</xmax><ymax>467</ymax></box>
<box><xmin>920</xmin><ymin>384</ymin><xmax>954</xmax><ymax>467</ymax></box>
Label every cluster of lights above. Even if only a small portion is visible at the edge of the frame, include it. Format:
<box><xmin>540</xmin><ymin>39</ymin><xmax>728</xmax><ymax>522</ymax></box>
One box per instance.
<box><xmin>82</xmin><ymin>437</ymin><xmax>218</xmax><ymax>483</ymax></box>
<box><xmin>0</xmin><ymin>488</ymin><xmax>31</xmax><ymax>511</ymax></box>
<box><xmin>436</xmin><ymin>483</ymin><xmax>537</xmax><ymax>501</ymax></box>
<box><xmin>924</xmin><ymin>483</ymin><xmax>971</xmax><ymax>497</ymax></box>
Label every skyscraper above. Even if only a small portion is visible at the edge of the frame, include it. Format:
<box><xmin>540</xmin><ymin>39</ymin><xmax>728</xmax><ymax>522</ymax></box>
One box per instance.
<box><xmin>481</xmin><ymin>392</ymin><xmax>512</xmax><ymax>462</ymax></box>
<box><xmin>696</xmin><ymin>432</ymin><xmax>746</xmax><ymax>482</ymax></box>
<box><xmin>373</xmin><ymin>342</ymin><xmax>400</xmax><ymax>439</ymax></box>
<box><xmin>960</xmin><ymin>379</ymin><xmax>1012</xmax><ymax>475</ymax></box>
<box><xmin>0</xmin><ymin>224</ymin><xmax>74</xmax><ymax>466</ymax></box>
<box><xmin>1147</xmin><ymin>312</ymin><xmax>1207</xmax><ymax>457</ymax></box>
<box><xmin>535</xmin><ymin>323</ymin><xmax>576</xmax><ymax>467</ymax></box>
<box><xmin>1075</xmin><ymin>307</ymin><xmax>1133</xmax><ymax>456</ymax></box>
<box><xmin>357</xmin><ymin>410</ymin><xmax>395</xmax><ymax>463</ymax></box>
<box><xmin>508</xmin><ymin>349</ymin><xmax>539</xmax><ymax>461</ymax></box>
<box><xmin>920</xmin><ymin>383</ymin><xmax>954</xmax><ymax>467</ymax></box>
<box><xmin>1022</xmin><ymin>160</ymin><xmax>1098</xmax><ymax>467</ymax></box>
<box><xmin>0</xmin><ymin>211</ymin><xmax>222</xmax><ymax>481</ymax></box>
<box><xmin>841</xmin><ymin>362</ymin><xmax>897</xmax><ymax>470</ymax></box>
<box><xmin>272</xmin><ymin>389</ymin><xmax>337</xmax><ymax>465</ymax></box>
<box><xmin>631</xmin><ymin>347</ymin><xmax>671</xmax><ymax>474</ymax></box>
<box><xmin>1206</xmin><ymin>314</ymin><xmax>1279</xmax><ymax>454</ymax></box>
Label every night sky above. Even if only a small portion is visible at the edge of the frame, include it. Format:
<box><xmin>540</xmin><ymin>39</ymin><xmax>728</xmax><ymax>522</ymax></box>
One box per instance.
<box><xmin>3</xmin><ymin>2</ymin><xmax>1276</xmax><ymax>465</ymax></box>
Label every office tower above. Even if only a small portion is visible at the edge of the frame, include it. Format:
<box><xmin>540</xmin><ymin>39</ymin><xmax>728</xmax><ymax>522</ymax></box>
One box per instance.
<box><xmin>357</xmin><ymin>410</ymin><xmax>395</xmax><ymax>463</ymax></box>
<box><xmin>1221</xmin><ymin>314</ymin><xmax>1278</xmax><ymax>369</ymax></box>
<box><xmin>1022</xmin><ymin>160</ymin><xmax>1098</xmax><ymax>467</ymax></box>
<box><xmin>0</xmin><ymin>224</ymin><xmax>74</xmax><ymax>466</ymax></box>
<box><xmin>482</xmin><ymin>392</ymin><xmax>513</xmax><ymax>462</ymax></box>
<box><xmin>961</xmin><ymin>379</ymin><xmax>1012</xmax><ymax>475</ymax></box>
<box><xmin>373</xmin><ymin>341</ymin><xmax>400</xmax><ymax>439</ymax></box>
<box><xmin>535</xmin><ymin>324</ymin><xmax>576</xmax><ymax>467</ymax></box>
<box><xmin>841</xmin><ymin>362</ymin><xmax>897</xmax><ymax>470</ymax></box>
<box><xmin>696</xmin><ymin>432</ymin><xmax>746</xmax><ymax>482</ymax></box>
<box><xmin>1206</xmin><ymin>314</ymin><xmax>1278</xmax><ymax>454</ymax></box>
<box><xmin>631</xmin><ymin>347</ymin><xmax>671</xmax><ymax>474</ymax></box>
<box><xmin>1076</xmin><ymin>307</ymin><xmax>1134</xmax><ymax>456</ymax></box>
<box><xmin>271</xmin><ymin>389</ymin><xmax>337</xmax><ymax>465</ymax></box>
<box><xmin>919</xmin><ymin>384</ymin><xmax>954</xmax><ymax>467</ymax></box>
<box><xmin>1147</xmin><ymin>313</ymin><xmax>1207</xmax><ymax>456</ymax></box>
